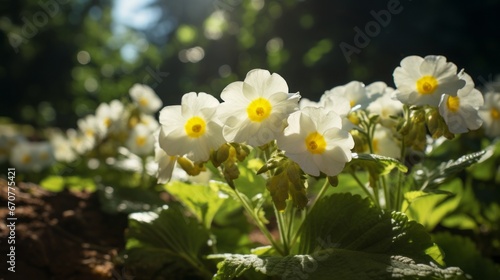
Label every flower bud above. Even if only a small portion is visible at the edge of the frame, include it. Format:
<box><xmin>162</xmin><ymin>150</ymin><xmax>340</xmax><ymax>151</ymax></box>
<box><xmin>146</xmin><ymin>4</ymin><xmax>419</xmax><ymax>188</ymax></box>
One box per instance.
<box><xmin>212</xmin><ymin>143</ymin><xmax>231</xmax><ymax>167</ymax></box>
<box><xmin>426</xmin><ymin>108</ymin><xmax>440</xmax><ymax>136</ymax></box>
<box><xmin>177</xmin><ymin>157</ymin><xmax>203</xmax><ymax>176</ymax></box>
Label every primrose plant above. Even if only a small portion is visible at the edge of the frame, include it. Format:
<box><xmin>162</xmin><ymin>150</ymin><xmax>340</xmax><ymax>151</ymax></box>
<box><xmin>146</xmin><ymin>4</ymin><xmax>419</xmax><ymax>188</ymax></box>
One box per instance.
<box><xmin>3</xmin><ymin>50</ymin><xmax>498</xmax><ymax>278</ymax></box>
<box><xmin>120</xmin><ymin>55</ymin><xmax>497</xmax><ymax>279</ymax></box>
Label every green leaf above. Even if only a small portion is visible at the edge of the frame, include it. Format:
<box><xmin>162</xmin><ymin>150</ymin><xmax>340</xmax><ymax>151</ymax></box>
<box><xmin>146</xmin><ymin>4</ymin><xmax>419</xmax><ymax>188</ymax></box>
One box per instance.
<box><xmin>40</xmin><ymin>175</ymin><xmax>97</xmax><ymax>192</ymax></box>
<box><xmin>209</xmin><ymin>194</ymin><xmax>464</xmax><ymax>279</ymax></box>
<box><xmin>433</xmin><ymin>232</ymin><xmax>500</xmax><ymax>279</ymax></box>
<box><xmin>97</xmin><ymin>185</ymin><xmax>165</xmax><ymax>214</ymax></box>
<box><xmin>233</xmin><ymin>155</ymin><xmax>268</xmax><ymax>199</ymax></box>
<box><xmin>165</xmin><ymin>181</ymin><xmax>228</xmax><ymax>229</ymax></box>
<box><xmin>65</xmin><ymin>176</ymin><xmax>97</xmax><ymax>192</ymax></box>
<box><xmin>125</xmin><ymin>205</ymin><xmax>213</xmax><ymax>279</ymax></box>
<box><xmin>345</xmin><ymin>153</ymin><xmax>408</xmax><ymax>181</ymax></box>
<box><xmin>416</xmin><ymin>150</ymin><xmax>486</xmax><ymax>191</ymax></box>
<box><xmin>402</xmin><ymin>179</ymin><xmax>462</xmax><ymax>231</ymax></box>
<box><xmin>40</xmin><ymin>175</ymin><xmax>65</xmax><ymax>192</ymax></box>
<box><xmin>441</xmin><ymin>214</ymin><xmax>477</xmax><ymax>231</ymax></box>
<box><xmin>310</xmin><ymin>173</ymin><xmax>370</xmax><ymax>198</ymax></box>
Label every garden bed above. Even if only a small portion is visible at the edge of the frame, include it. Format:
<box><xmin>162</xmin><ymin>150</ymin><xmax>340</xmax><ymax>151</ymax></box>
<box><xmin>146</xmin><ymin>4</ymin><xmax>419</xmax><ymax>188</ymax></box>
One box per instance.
<box><xmin>0</xmin><ymin>179</ymin><xmax>128</xmax><ymax>280</ymax></box>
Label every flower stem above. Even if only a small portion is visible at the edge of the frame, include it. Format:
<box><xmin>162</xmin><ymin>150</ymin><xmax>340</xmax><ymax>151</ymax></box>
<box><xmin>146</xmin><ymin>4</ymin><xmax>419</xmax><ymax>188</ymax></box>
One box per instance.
<box><xmin>381</xmin><ymin>176</ymin><xmax>391</xmax><ymax>210</ymax></box>
<box><xmin>233</xmin><ymin>189</ymin><xmax>285</xmax><ymax>256</ymax></box>
<box><xmin>351</xmin><ymin>172</ymin><xmax>378</xmax><ymax>207</ymax></box>
<box><xmin>395</xmin><ymin>140</ymin><xmax>407</xmax><ymax>211</ymax></box>
<box><xmin>274</xmin><ymin>205</ymin><xmax>289</xmax><ymax>255</ymax></box>
<box><xmin>307</xmin><ymin>178</ymin><xmax>330</xmax><ymax>215</ymax></box>
<box><xmin>287</xmin><ymin>205</ymin><xmax>296</xmax><ymax>249</ymax></box>
<box><xmin>289</xmin><ymin>178</ymin><xmax>329</xmax><ymax>249</ymax></box>
<box><xmin>140</xmin><ymin>156</ymin><xmax>148</xmax><ymax>188</ymax></box>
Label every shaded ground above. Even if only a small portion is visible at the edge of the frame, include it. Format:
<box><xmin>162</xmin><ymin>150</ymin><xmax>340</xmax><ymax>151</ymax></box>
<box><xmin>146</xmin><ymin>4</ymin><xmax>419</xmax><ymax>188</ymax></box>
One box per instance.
<box><xmin>0</xmin><ymin>180</ymin><xmax>128</xmax><ymax>280</ymax></box>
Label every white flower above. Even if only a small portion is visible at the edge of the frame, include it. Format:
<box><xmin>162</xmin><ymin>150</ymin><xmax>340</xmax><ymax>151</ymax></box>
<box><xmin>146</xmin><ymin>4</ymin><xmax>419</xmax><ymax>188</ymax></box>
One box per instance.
<box><xmin>78</xmin><ymin>114</ymin><xmax>104</xmax><ymax>140</ymax></box>
<box><xmin>393</xmin><ymin>55</ymin><xmax>465</xmax><ymax>106</ymax></box>
<box><xmin>365</xmin><ymin>81</ymin><xmax>389</xmax><ymax>99</ymax></box>
<box><xmin>371</xmin><ymin>127</ymin><xmax>401</xmax><ymax>159</ymax></box>
<box><xmin>159</xmin><ymin>92</ymin><xmax>225</xmax><ymax>162</ymax></box>
<box><xmin>10</xmin><ymin>142</ymin><xmax>54</xmax><ymax>172</ymax></box>
<box><xmin>138</xmin><ymin>113</ymin><xmax>160</xmax><ymax>131</ymax></box>
<box><xmin>322</xmin><ymin>81</ymin><xmax>371</xmax><ymax>110</ymax></box>
<box><xmin>438</xmin><ymin>73</ymin><xmax>484</xmax><ymax>134</ymax></box>
<box><xmin>218</xmin><ymin>69</ymin><xmax>300</xmax><ymax>147</ymax></box>
<box><xmin>299</xmin><ymin>97</ymin><xmax>321</xmax><ymax>109</ymax></box>
<box><xmin>480</xmin><ymin>73</ymin><xmax>500</xmax><ymax>93</ymax></box>
<box><xmin>478</xmin><ymin>92</ymin><xmax>500</xmax><ymax>137</ymax></box>
<box><xmin>95</xmin><ymin>100</ymin><xmax>125</xmax><ymax>134</ymax></box>
<box><xmin>301</xmin><ymin>93</ymin><xmax>353</xmax><ymax>130</ymax></box>
<box><xmin>155</xmin><ymin>137</ymin><xmax>177</xmax><ymax>184</ymax></box>
<box><xmin>277</xmin><ymin>107</ymin><xmax>354</xmax><ymax>176</ymax></box>
<box><xmin>129</xmin><ymin>84</ymin><xmax>163</xmax><ymax>114</ymax></box>
<box><xmin>0</xmin><ymin>134</ymin><xmax>26</xmax><ymax>163</ymax></box>
<box><xmin>67</xmin><ymin>128</ymin><xmax>95</xmax><ymax>155</ymax></box>
<box><xmin>125</xmin><ymin>124</ymin><xmax>155</xmax><ymax>156</ymax></box>
<box><xmin>366</xmin><ymin>83</ymin><xmax>403</xmax><ymax>127</ymax></box>
<box><xmin>50</xmin><ymin>131</ymin><xmax>77</xmax><ymax>163</ymax></box>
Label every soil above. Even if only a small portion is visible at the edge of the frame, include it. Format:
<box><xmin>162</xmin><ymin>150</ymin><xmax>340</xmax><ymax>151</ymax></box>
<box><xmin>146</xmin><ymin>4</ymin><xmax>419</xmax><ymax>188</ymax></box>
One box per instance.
<box><xmin>0</xmin><ymin>179</ymin><xmax>129</xmax><ymax>280</ymax></box>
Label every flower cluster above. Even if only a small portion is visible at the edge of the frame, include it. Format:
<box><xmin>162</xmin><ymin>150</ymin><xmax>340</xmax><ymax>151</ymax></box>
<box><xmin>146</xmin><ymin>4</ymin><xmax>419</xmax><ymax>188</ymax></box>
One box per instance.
<box><xmin>2</xmin><ymin>84</ymin><xmax>163</xmax><ymax>172</ymax></box>
<box><xmin>393</xmin><ymin>55</ymin><xmax>484</xmax><ymax>135</ymax></box>
<box><xmin>154</xmin><ymin>55</ymin><xmax>498</xmax><ymax>211</ymax></box>
<box><xmin>4</xmin><ymin>55</ymin><xmax>497</xmax><ymax>194</ymax></box>
<box><xmin>300</xmin><ymin>80</ymin><xmax>404</xmax><ymax>158</ymax></box>
<box><xmin>157</xmin><ymin>69</ymin><xmax>355</xmax><ymax>185</ymax></box>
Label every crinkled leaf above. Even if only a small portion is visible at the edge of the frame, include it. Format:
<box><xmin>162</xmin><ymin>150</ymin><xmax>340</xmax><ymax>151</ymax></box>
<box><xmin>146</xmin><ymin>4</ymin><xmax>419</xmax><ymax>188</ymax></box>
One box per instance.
<box><xmin>346</xmin><ymin>153</ymin><xmax>408</xmax><ymax>180</ymax></box>
<box><xmin>210</xmin><ymin>194</ymin><xmax>464</xmax><ymax>279</ymax></box>
<box><xmin>299</xmin><ymin>193</ymin><xmax>442</xmax><ymax>264</ymax></box>
<box><xmin>433</xmin><ymin>232</ymin><xmax>500</xmax><ymax>279</ymax></box>
<box><xmin>469</xmin><ymin>142</ymin><xmax>500</xmax><ymax>181</ymax></box>
<box><xmin>125</xmin><ymin>205</ymin><xmax>212</xmax><ymax>279</ymax></box>
<box><xmin>266</xmin><ymin>161</ymin><xmax>307</xmax><ymax>211</ymax></box>
<box><xmin>209</xmin><ymin>251</ymin><xmax>464</xmax><ymax>280</ymax></box>
<box><xmin>165</xmin><ymin>181</ymin><xmax>228</xmax><ymax>228</ymax></box>
<box><xmin>97</xmin><ymin>184</ymin><xmax>165</xmax><ymax>214</ymax></box>
<box><xmin>416</xmin><ymin>150</ymin><xmax>486</xmax><ymax>191</ymax></box>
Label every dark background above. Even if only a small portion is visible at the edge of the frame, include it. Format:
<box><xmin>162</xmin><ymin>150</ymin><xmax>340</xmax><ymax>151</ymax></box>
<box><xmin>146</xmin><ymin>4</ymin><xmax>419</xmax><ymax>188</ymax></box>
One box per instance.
<box><xmin>1</xmin><ymin>0</ymin><xmax>499</xmax><ymax>129</ymax></box>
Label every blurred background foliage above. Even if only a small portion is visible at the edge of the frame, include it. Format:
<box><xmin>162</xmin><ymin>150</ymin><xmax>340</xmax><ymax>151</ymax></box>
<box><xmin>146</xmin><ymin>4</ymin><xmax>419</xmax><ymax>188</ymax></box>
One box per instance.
<box><xmin>1</xmin><ymin>0</ymin><xmax>500</xmax><ymax>129</ymax></box>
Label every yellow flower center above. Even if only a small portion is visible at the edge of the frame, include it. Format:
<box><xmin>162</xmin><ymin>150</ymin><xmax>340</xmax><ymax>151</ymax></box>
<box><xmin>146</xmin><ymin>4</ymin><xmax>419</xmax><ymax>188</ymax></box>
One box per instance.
<box><xmin>416</xmin><ymin>75</ymin><xmax>438</xmax><ymax>95</ymax></box>
<box><xmin>184</xmin><ymin>116</ymin><xmax>206</xmax><ymax>138</ymax></box>
<box><xmin>129</xmin><ymin>116</ymin><xmax>139</xmax><ymax>128</ymax></box>
<box><xmin>305</xmin><ymin>132</ymin><xmax>327</xmax><ymax>154</ymax></box>
<box><xmin>491</xmin><ymin>108</ymin><xmax>500</xmax><ymax>120</ymax></box>
<box><xmin>446</xmin><ymin>96</ymin><xmax>460</xmax><ymax>113</ymax></box>
<box><xmin>247</xmin><ymin>98</ymin><xmax>272</xmax><ymax>122</ymax></box>
<box><xmin>22</xmin><ymin>154</ymin><xmax>32</xmax><ymax>164</ymax></box>
<box><xmin>104</xmin><ymin>117</ymin><xmax>112</xmax><ymax>127</ymax></box>
<box><xmin>139</xmin><ymin>97</ymin><xmax>148</xmax><ymax>107</ymax></box>
<box><xmin>136</xmin><ymin>136</ymin><xmax>146</xmax><ymax>147</ymax></box>
<box><xmin>85</xmin><ymin>129</ymin><xmax>94</xmax><ymax>137</ymax></box>
<box><xmin>349</xmin><ymin>100</ymin><xmax>355</xmax><ymax>108</ymax></box>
